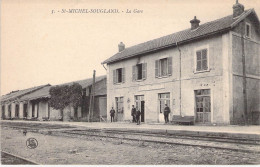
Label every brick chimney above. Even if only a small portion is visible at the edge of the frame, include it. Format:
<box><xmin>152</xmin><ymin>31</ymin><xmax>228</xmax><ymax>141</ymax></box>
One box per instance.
<box><xmin>233</xmin><ymin>0</ymin><xmax>244</xmax><ymax>18</ymax></box>
<box><xmin>118</xmin><ymin>42</ymin><xmax>125</xmax><ymax>52</ymax></box>
<box><xmin>190</xmin><ymin>16</ymin><xmax>200</xmax><ymax>30</ymax></box>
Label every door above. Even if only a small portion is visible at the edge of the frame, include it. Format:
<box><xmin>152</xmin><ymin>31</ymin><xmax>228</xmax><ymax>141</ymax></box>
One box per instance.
<box><xmin>2</xmin><ymin>105</ymin><xmax>5</xmax><ymax>119</ymax></box>
<box><xmin>195</xmin><ymin>89</ymin><xmax>211</xmax><ymax>123</ymax></box>
<box><xmin>8</xmin><ymin>105</ymin><xmax>11</xmax><ymax>118</ymax></box>
<box><xmin>141</xmin><ymin>101</ymin><xmax>145</xmax><ymax>122</ymax></box>
<box><xmin>99</xmin><ymin>97</ymin><xmax>107</xmax><ymax>121</ymax></box>
<box><xmin>15</xmin><ymin>104</ymin><xmax>19</xmax><ymax>118</ymax></box>
<box><xmin>23</xmin><ymin>103</ymin><xmax>28</xmax><ymax>118</ymax></box>
<box><xmin>135</xmin><ymin>95</ymin><xmax>145</xmax><ymax>122</ymax></box>
<box><xmin>158</xmin><ymin>93</ymin><xmax>170</xmax><ymax>123</ymax></box>
<box><xmin>116</xmin><ymin>97</ymin><xmax>124</xmax><ymax>121</ymax></box>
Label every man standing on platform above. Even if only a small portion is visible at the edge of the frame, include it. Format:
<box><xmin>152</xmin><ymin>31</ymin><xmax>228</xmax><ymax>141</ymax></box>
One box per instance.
<box><xmin>110</xmin><ymin>107</ymin><xmax>115</xmax><ymax>122</ymax></box>
<box><xmin>164</xmin><ymin>104</ymin><xmax>171</xmax><ymax>123</ymax></box>
<box><xmin>131</xmin><ymin>105</ymin><xmax>137</xmax><ymax>123</ymax></box>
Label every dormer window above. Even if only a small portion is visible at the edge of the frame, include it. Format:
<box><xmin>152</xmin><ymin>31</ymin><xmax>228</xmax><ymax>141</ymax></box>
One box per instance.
<box><xmin>245</xmin><ymin>23</ymin><xmax>251</xmax><ymax>38</ymax></box>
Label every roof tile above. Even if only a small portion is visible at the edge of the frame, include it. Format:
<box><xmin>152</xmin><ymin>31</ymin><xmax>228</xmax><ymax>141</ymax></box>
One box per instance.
<box><xmin>102</xmin><ymin>10</ymin><xmax>253</xmax><ymax>64</ymax></box>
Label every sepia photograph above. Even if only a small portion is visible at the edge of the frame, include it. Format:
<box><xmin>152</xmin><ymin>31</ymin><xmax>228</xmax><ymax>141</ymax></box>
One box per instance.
<box><xmin>0</xmin><ymin>0</ymin><xmax>260</xmax><ymax>165</ymax></box>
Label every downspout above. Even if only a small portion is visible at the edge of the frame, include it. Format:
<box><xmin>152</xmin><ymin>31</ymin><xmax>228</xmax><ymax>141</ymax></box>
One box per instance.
<box><xmin>241</xmin><ymin>21</ymin><xmax>248</xmax><ymax>125</ymax></box>
<box><xmin>102</xmin><ymin>64</ymin><xmax>107</xmax><ymax>71</ymax></box>
<box><xmin>176</xmin><ymin>42</ymin><xmax>182</xmax><ymax>116</ymax></box>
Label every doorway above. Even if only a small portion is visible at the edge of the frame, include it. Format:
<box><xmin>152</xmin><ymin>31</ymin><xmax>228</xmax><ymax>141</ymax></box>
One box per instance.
<box><xmin>23</xmin><ymin>103</ymin><xmax>28</xmax><ymax>118</ymax></box>
<box><xmin>2</xmin><ymin>105</ymin><xmax>5</xmax><ymax>119</ymax></box>
<box><xmin>135</xmin><ymin>95</ymin><xmax>145</xmax><ymax>122</ymax></box>
<box><xmin>195</xmin><ymin>89</ymin><xmax>211</xmax><ymax>123</ymax></box>
<box><xmin>8</xmin><ymin>105</ymin><xmax>11</xmax><ymax>118</ymax></box>
<box><xmin>158</xmin><ymin>93</ymin><xmax>170</xmax><ymax>123</ymax></box>
<box><xmin>115</xmin><ymin>97</ymin><xmax>124</xmax><ymax>121</ymax></box>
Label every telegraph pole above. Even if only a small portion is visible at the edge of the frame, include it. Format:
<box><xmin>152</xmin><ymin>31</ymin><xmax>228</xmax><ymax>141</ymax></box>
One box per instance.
<box><xmin>91</xmin><ymin>70</ymin><xmax>96</xmax><ymax>121</ymax></box>
<box><xmin>88</xmin><ymin>70</ymin><xmax>96</xmax><ymax>122</ymax></box>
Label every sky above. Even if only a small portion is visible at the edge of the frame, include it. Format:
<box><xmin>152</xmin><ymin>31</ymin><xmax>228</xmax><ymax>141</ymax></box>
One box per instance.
<box><xmin>1</xmin><ymin>0</ymin><xmax>260</xmax><ymax>95</ymax></box>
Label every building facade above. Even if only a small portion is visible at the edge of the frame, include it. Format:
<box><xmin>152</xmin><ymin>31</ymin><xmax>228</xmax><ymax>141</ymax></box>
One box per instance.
<box><xmin>102</xmin><ymin>2</ymin><xmax>260</xmax><ymax>125</ymax></box>
<box><xmin>0</xmin><ymin>76</ymin><xmax>107</xmax><ymax>122</ymax></box>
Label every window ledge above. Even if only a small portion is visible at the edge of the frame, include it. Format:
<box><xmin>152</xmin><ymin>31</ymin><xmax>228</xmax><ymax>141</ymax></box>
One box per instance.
<box><xmin>114</xmin><ymin>82</ymin><xmax>124</xmax><ymax>85</ymax></box>
<box><xmin>136</xmin><ymin>79</ymin><xmax>145</xmax><ymax>82</ymax></box>
<box><xmin>156</xmin><ymin>75</ymin><xmax>171</xmax><ymax>79</ymax></box>
<box><xmin>194</xmin><ymin>69</ymin><xmax>211</xmax><ymax>74</ymax></box>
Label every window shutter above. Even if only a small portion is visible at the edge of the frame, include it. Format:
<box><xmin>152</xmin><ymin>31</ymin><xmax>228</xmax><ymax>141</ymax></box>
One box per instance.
<box><xmin>122</xmin><ymin>68</ymin><xmax>125</xmax><ymax>83</ymax></box>
<box><xmin>132</xmin><ymin>65</ymin><xmax>136</xmax><ymax>81</ymax></box>
<box><xmin>168</xmin><ymin>57</ymin><xmax>172</xmax><ymax>76</ymax></box>
<box><xmin>202</xmin><ymin>49</ymin><xmax>208</xmax><ymax>70</ymax></box>
<box><xmin>113</xmin><ymin>70</ymin><xmax>116</xmax><ymax>84</ymax></box>
<box><xmin>142</xmin><ymin>63</ymin><xmax>147</xmax><ymax>80</ymax></box>
<box><xmin>155</xmin><ymin>60</ymin><xmax>159</xmax><ymax>78</ymax></box>
<box><xmin>196</xmin><ymin>51</ymin><xmax>201</xmax><ymax>71</ymax></box>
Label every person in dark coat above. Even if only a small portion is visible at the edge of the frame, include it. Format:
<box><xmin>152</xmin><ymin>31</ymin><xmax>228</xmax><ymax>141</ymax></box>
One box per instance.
<box><xmin>131</xmin><ymin>105</ymin><xmax>137</xmax><ymax>123</ymax></box>
<box><xmin>110</xmin><ymin>107</ymin><xmax>115</xmax><ymax>122</ymax></box>
<box><xmin>136</xmin><ymin>109</ymin><xmax>141</xmax><ymax>125</ymax></box>
<box><xmin>164</xmin><ymin>104</ymin><xmax>171</xmax><ymax>123</ymax></box>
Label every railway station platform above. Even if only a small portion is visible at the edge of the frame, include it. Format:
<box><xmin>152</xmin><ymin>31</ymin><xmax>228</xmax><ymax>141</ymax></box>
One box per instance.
<box><xmin>1</xmin><ymin>120</ymin><xmax>260</xmax><ymax>140</ymax></box>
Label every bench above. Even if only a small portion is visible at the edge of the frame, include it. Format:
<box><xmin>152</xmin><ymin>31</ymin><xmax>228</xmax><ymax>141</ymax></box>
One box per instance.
<box><xmin>172</xmin><ymin>115</ymin><xmax>195</xmax><ymax>125</ymax></box>
<box><xmin>42</xmin><ymin>117</ymin><xmax>50</xmax><ymax>121</ymax></box>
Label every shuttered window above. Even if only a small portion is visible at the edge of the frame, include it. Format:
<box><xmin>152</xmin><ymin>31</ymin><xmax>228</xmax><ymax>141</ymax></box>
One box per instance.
<box><xmin>196</xmin><ymin>49</ymin><xmax>208</xmax><ymax>71</ymax></box>
<box><xmin>245</xmin><ymin>23</ymin><xmax>251</xmax><ymax>38</ymax></box>
<box><xmin>155</xmin><ymin>57</ymin><xmax>172</xmax><ymax>78</ymax></box>
<box><xmin>132</xmin><ymin>63</ymin><xmax>147</xmax><ymax>81</ymax></box>
<box><xmin>113</xmin><ymin>68</ymin><xmax>125</xmax><ymax>84</ymax></box>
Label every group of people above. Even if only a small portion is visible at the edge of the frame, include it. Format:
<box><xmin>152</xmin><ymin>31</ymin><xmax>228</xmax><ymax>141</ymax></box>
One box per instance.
<box><xmin>110</xmin><ymin>104</ymin><xmax>171</xmax><ymax>124</ymax></box>
<box><xmin>131</xmin><ymin>105</ymin><xmax>141</xmax><ymax>125</ymax></box>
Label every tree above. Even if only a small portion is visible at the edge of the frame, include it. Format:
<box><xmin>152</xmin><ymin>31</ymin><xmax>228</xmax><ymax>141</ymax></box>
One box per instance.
<box><xmin>49</xmin><ymin>83</ymin><xmax>83</xmax><ymax>121</ymax></box>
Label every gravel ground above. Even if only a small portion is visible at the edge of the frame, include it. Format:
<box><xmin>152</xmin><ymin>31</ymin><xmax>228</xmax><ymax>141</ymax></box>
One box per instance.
<box><xmin>1</xmin><ymin>152</ymin><xmax>36</xmax><ymax>165</ymax></box>
<box><xmin>1</xmin><ymin>127</ymin><xmax>260</xmax><ymax>165</ymax></box>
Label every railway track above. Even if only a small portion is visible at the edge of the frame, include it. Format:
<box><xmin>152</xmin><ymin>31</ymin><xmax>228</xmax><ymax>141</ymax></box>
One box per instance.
<box><xmin>54</xmin><ymin>129</ymin><xmax>259</xmax><ymax>153</ymax></box>
<box><xmin>3</xmin><ymin>124</ymin><xmax>259</xmax><ymax>145</ymax></box>
<box><xmin>2</xmin><ymin>123</ymin><xmax>260</xmax><ymax>154</ymax></box>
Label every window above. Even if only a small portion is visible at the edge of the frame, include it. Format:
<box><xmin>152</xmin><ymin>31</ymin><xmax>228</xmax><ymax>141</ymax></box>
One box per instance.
<box><xmin>155</xmin><ymin>57</ymin><xmax>172</xmax><ymax>78</ymax></box>
<box><xmin>132</xmin><ymin>63</ymin><xmax>147</xmax><ymax>81</ymax></box>
<box><xmin>245</xmin><ymin>23</ymin><xmax>251</xmax><ymax>38</ymax></box>
<box><xmin>196</xmin><ymin>49</ymin><xmax>208</xmax><ymax>72</ymax></box>
<box><xmin>158</xmin><ymin>93</ymin><xmax>170</xmax><ymax>113</ymax></box>
<box><xmin>113</xmin><ymin>68</ymin><xmax>125</xmax><ymax>84</ymax></box>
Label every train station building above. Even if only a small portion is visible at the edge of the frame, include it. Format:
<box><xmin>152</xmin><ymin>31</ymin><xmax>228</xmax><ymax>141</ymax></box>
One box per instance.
<box><xmin>102</xmin><ymin>2</ymin><xmax>260</xmax><ymax>125</ymax></box>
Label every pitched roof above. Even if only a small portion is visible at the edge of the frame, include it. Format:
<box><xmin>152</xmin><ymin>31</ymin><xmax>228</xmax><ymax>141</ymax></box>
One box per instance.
<box><xmin>19</xmin><ymin>86</ymin><xmax>52</xmax><ymax>101</ymax></box>
<box><xmin>0</xmin><ymin>84</ymin><xmax>50</xmax><ymax>103</ymax></box>
<box><xmin>56</xmin><ymin>75</ymin><xmax>106</xmax><ymax>89</ymax></box>
<box><xmin>18</xmin><ymin>75</ymin><xmax>107</xmax><ymax>101</ymax></box>
<box><xmin>102</xmin><ymin>9</ymin><xmax>258</xmax><ymax>64</ymax></box>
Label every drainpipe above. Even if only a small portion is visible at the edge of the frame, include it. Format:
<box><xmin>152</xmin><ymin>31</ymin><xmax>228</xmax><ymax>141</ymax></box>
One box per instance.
<box><xmin>102</xmin><ymin>64</ymin><xmax>107</xmax><ymax>71</ymax></box>
<box><xmin>241</xmin><ymin>21</ymin><xmax>248</xmax><ymax>125</ymax></box>
<box><xmin>176</xmin><ymin>42</ymin><xmax>182</xmax><ymax>116</ymax></box>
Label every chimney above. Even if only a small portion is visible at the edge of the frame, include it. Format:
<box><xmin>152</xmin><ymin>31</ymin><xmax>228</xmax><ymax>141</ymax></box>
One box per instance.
<box><xmin>190</xmin><ymin>16</ymin><xmax>200</xmax><ymax>30</ymax></box>
<box><xmin>118</xmin><ymin>42</ymin><xmax>125</xmax><ymax>52</ymax></box>
<box><xmin>233</xmin><ymin>0</ymin><xmax>244</xmax><ymax>18</ymax></box>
